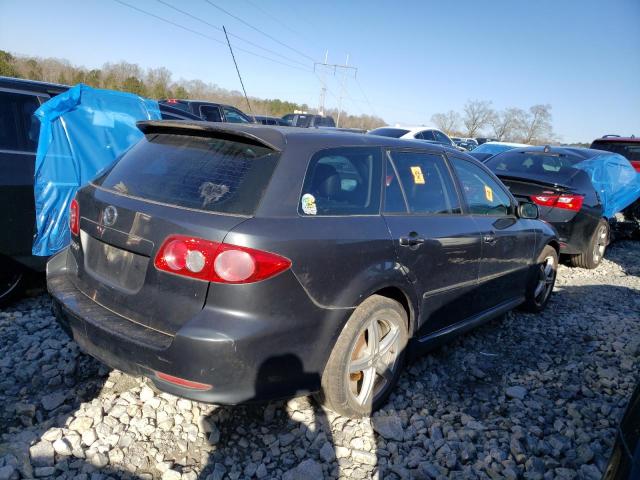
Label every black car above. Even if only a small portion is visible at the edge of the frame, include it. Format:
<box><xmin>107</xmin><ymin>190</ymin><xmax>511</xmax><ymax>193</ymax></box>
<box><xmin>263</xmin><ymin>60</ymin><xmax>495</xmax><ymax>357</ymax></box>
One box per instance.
<box><xmin>485</xmin><ymin>146</ymin><xmax>610</xmax><ymax>269</ymax></box>
<box><xmin>0</xmin><ymin>76</ymin><xmax>68</xmax><ymax>305</ymax></box>
<box><xmin>281</xmin><ymin>113</ymin><xmax>336</xmax><ymax>128</ymax></box>
<box><xmin>254</xmin><ymin>115</ymin><xmax>288</xmax><ymax>126</ymax></box>
<box><xmin>604</xmin><ymin>380</ymin><xmax>640</xmax><ymax>479</ymax></box>
<box><xmin>48</xmin><ymin>121</ymin><xmax>558</xmax><ymax>418</ymax></box>
<box><xmin>159</xmin><ymin>103</ymin><xmax>202</xmax><ymax>121</ymax></box>
<box><xmin>160</xmin><ymin>99</ymin><xmax>254</xmax><ymax>123</ymax></box>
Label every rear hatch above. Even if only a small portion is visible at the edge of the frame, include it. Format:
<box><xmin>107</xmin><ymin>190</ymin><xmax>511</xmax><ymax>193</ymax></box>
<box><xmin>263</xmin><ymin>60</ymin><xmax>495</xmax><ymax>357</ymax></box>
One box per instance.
<box><xmin>70</xmin><ymin>123</ymin><xmax>281</xmax><ymax>335</ymax></box>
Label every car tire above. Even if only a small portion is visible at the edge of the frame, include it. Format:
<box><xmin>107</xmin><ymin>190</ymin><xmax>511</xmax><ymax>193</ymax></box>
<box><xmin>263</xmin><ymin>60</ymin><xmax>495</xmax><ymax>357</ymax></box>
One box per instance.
<box><xmin>520</xmin><ymin>245</ymin><xmax>558</xmax><ymax>313</ymax></box>
<box><xmin>0</xmin><ymin>257</ymin><xmax>25</xmax><ymax>309</ymax></box>
<box><xmin>569</xmin><ymin>219</ymin><xmax>609</xmax><ymax>269</ymax></box>
<box><xmin>318</xmin><ymin>295</ymin><xmax>408</xmax><ymax>418</ymax></box>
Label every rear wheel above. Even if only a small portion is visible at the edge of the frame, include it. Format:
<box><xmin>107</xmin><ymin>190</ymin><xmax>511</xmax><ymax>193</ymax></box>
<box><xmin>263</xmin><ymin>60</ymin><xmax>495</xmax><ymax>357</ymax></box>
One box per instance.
<box><xmin>569</xmin><ymin>219</ymin><xmax>609</xmax><ymax>269</ymax></box>
<box><xmin>318</xmin><ymin>295</ymin><xmax>408</xmax><ymax>418</ymax></box>
<box><xmin>0</xmin><ymin>257</ymin><xmax>25</xmax><ymax>308</ymax></box>
<box><xmin>521</xmin><ymin>245</ymin><xmax>558</xmax><ymax>313</ymax></box>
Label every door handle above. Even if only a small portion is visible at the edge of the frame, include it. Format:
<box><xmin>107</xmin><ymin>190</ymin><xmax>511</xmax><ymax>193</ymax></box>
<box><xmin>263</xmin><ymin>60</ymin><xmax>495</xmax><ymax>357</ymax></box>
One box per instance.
<box><xmin>399</xmin><ymin>234</ymin><xmax>425</xmax><ymax>247</ymax></box>
<box><xmin>483</xmin><ymin>232</ymin><xmax>497</xmax><ymax>245</ymax></box>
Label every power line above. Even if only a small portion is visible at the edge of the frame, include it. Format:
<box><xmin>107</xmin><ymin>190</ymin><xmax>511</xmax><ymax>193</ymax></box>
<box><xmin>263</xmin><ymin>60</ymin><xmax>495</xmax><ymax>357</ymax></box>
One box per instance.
<box><xmin>241</xmin><ymin>0</ymin><xmax>323</xmax><ymax>52</ymax></box>
<box><xmin>112</xmin><ymin>0</ymin><xmax>312</xmax><ymax>73</ymax></box>
<box><xmin>355</xmin><ymin>77</ymin><xmax>378</xmax><ymax>117</ymax></box>
<box><xmin>155</xmin><ymin>0</ymin><xmax>309</xmax><ymax>69</ymax></box>
<box><xmin>203</xmin><ymin>0</ymin><xmax>316</xmax><ymax>63</ymax></box>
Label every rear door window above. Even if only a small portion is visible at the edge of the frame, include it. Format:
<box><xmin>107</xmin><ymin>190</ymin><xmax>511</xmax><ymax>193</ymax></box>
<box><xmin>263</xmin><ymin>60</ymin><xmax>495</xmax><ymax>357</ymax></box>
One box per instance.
<box><xmin>200</xmin><ymin>105</ymin><xmax>222</xmax><ymax>122</ymax></box>
<box><xmin>385</xmin><ymin>151</ymin><xmax>460</xmax><ymax>214</ymax></box>
<box><xmin>0</xmin><ymin>91</ymin><xmax>41</xmax><ymax>152</ymax></box>
<box><xmin>95</xmin><ymin>133</ymin><xmax>279</xmax><ymax>216</ymax></box>
<box><xmin>299</xmin><ymin>147</ymin><xmax>382</xmax><ymax>215</ymax></box>
<box><xmin>419</xmin><ymin>130</ymin><xmax>436</xmax><ymax>141</ymax></box>
<box><xmin>451</xmin><ymin>157</ymin><xmax>512</xmax><ymax>216</ymax></box>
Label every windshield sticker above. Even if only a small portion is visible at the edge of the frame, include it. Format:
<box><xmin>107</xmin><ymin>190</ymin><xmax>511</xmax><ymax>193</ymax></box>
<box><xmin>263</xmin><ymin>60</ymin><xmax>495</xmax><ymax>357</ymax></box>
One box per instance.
<box><xmin>410</xmin><ymin>166</ymin><xmax>425</xmax><ymax>184</ymax></box>
<box><xmin>301</xmin><ymin>193</ymin><xmax>317</xmax><ymax>215</ymax></box>
<box><xmin>200</xmin><ymin>182</ymin><xmax>230</xmax><ymax>207</ymax></box>
<box><xmin>484</xmin><ymin>185</ymin><xmax>494</xmax><ymax>202</ymax></box>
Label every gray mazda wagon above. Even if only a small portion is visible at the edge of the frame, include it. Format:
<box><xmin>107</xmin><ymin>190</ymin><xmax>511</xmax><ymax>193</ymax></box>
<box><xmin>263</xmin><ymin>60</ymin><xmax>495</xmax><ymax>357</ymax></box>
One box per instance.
<box><xmin>48</xmin><ymin>121</ymin><xmax>558</xmax><ymax>418</ymax></box>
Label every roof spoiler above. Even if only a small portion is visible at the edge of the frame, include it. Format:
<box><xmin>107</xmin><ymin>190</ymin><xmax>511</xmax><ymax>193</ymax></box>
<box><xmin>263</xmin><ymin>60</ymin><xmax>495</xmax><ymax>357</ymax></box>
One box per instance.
<box><xmin>137</xmin><ymin>120</ymin><xmax>283</xmax><ymax>152</ymax></box>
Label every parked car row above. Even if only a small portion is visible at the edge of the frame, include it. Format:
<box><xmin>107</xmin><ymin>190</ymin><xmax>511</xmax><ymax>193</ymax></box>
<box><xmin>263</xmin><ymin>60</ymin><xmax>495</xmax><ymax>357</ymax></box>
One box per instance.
<box><xmin>1</xmin><ymin>76</ymin><xmax>639</xmax><ymax>427</ymax></box>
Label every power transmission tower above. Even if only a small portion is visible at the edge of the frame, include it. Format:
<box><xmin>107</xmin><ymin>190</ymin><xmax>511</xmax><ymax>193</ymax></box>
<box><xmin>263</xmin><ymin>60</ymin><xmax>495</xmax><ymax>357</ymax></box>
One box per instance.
<box><xmin>314</xmin><ymin>54</ymin><xmax>357</xmax><ymax>125</ymax></box>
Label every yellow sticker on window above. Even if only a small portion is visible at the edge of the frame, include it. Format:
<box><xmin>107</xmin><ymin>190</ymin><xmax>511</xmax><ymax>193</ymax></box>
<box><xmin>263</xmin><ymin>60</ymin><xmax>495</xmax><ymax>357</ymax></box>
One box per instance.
<box><xmin>484</xmin><ymin>185</ymin><xmax>494</xmax><ymax>202</ymax></box>
<box><xmin>410</xmin><ymin>166</ymin><xmax>425</xmax><ymax>184</ymax></box>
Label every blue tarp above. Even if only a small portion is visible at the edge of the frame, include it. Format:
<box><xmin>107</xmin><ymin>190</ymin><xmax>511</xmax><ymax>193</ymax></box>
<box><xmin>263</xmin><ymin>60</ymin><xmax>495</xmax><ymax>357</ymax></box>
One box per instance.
<box><xmin>575</xmin><ymin>153</ymin><xmax>640</xmax><ymax>219</ymax></box>
<box><xmin>32</xmin><ymin>84</ymin><xmax>161</xmax><ymax>256</ymax></box>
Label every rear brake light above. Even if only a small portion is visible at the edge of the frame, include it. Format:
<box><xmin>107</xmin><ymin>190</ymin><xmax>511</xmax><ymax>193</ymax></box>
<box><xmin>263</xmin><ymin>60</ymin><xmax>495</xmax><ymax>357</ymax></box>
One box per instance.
<box><xmin>155</xmin><ymin>371</ymin><xmax>211</xmax><ymax>390</ymax></box>
<box><xmin>154</xmin><ymin>235</ymin><xmax>291</xmax><ymax>283</ymax></box>
<box><xmin>70</xmin><ymin>199</ymin><xmax>79</xmax><ymax>236</ymax></box>
<box><xmin>530</xmin><ymin>194</ymin><xmax>584</xmax><ymax>211</ymax></box>
<box><xmin>631</xmin><ymin>160</ymin><xmax>640</xmax><ymax>173</ymax></box>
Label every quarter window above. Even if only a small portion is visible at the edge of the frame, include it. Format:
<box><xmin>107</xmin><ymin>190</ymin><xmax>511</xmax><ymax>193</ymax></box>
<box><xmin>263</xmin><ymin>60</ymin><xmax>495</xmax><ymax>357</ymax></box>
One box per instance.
<box><xmin>418</xmin><ymin>130</ymin><xmax>435</xmax><ymax>141</ymax></box>
<box><xmin>300</xmin><ymin>147</ymin><xmax>381</xmax><ymax>216</ymax></box>
<box><xmin>385</xmin><ymin>151</ymin><xmax>460</xmax><ymax>214</ymax></box>
<box><xmin>0</xmin><ymin>91</ymin><xmax>41</xmax><ymax>152</ymax></box>
<box><xmin>451</xmin><ymin>158</ymin><xmax>512</xmax><ymax>216</ymax></box>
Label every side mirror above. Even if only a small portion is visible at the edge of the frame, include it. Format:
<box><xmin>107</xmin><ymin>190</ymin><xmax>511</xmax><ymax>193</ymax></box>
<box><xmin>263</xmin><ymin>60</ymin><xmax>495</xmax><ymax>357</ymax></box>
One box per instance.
<box><xmin>518</xmin><ymin>202</ymin><xmax>539</xmax><ymax>219</ymax></box>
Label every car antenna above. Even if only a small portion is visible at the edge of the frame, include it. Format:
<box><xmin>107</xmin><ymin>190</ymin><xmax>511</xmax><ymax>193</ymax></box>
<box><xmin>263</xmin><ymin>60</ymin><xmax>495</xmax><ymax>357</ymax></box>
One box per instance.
<box><xmin>223</xmin><ymin>25</ymin><xmax>253</xmax><ymax>116</ymax></box>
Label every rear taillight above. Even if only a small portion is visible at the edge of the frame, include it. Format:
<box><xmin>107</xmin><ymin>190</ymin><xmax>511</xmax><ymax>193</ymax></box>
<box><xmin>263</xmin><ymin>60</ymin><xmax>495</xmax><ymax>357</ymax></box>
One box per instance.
<box><xmin>69</xmin><ymin>199</ymin><xmax>79</xmax><ymax>236</ymax></box>
<box><xmin>530</xmin><ymin>194</ymin><xmax>584</xmax><ymax>211</ymax></box>
<box><xmin>631</xmin><ymin>160</ymin><xmax>640</xmax><ymax>173</ymax></box>
<box><xmin>154</xmin><ymin>235</ymin><xmax>291</xmax><ymax>283</ymax></box>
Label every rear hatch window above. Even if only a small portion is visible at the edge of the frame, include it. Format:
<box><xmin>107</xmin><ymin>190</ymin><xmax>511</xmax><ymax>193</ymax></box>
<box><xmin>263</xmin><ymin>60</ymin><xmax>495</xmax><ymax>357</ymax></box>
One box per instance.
<box><xmin>591</xmin><ymin>140</ymin><xmax>640</xmax><ymax>162</ymax></box>
<box><xmin>94</xmin><ymin>133</ymin><xmax>279</xmax><ymax>216</ymax></box>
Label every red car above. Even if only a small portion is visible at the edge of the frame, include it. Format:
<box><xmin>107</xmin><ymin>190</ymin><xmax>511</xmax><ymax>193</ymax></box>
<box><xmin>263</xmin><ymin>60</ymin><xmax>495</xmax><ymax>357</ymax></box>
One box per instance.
<box><xmin>591</xmin><ymin>135</ymin><xmax>640</xmax><ymax>173</ymax></box>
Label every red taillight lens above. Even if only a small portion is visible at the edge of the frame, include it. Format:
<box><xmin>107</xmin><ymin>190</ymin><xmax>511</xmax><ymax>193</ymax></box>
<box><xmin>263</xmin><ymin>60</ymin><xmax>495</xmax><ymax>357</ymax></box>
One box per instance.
<box><xmin>69</xmin><ymin>199</ymin><xmax>79</xmax><ymax>236</ymax></box>
<box><xmin>155</xmin><ymin>371</ymin><xmax>212</xmax><ymax>391</ymax></box>
<box><xmin>154</xmin><ymin>235</ymin><xmax>291</xmax><ymax>283</ymax></box>
<box><xmin>631</xmin><ymin>160</ymin><xmax>640</xmax><ymax>173</ymax></box>
<box><xmin>530</xmin><ymin>194</ymin><xmax>584</xmax><ymax>211</ymax></box>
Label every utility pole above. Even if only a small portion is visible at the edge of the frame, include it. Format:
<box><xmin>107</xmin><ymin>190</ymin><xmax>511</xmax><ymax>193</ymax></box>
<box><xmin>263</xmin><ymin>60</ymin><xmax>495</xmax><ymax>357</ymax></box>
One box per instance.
<box><xmin>314</xmin><ymin>53</ymin><xmax>357</xmax><ymax>125</ymax></box>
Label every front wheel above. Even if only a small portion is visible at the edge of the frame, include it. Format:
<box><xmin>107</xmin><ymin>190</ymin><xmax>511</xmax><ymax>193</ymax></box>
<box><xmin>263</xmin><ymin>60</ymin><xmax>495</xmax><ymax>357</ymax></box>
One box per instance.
<box><xmin>520</xmin><ymin>245</ymin><xmax>558</xmax><ymax>313</ymax></box>
<box><xmin>569</xmin><ymin>219</ymin><xmax>609</xmax><ymax>269</ymax></box>
<box><xmin>318</xmin><ymin>295</ymin><xmax>408</xmax><ymax>418</ymax></box>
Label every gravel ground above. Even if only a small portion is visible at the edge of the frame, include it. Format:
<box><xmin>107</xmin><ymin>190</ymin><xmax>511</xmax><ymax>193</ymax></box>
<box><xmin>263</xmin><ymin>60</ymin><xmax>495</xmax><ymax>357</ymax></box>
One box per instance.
<box><xmin>1</xmin><ymin>240</ymin><xmax>639</xmax><ymax>480</ymax></box>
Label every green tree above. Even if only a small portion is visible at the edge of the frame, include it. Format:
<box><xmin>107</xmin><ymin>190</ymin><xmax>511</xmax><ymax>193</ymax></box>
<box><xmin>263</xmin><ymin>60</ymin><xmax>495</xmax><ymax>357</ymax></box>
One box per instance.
<box><xmin>122</xmin><ymin>76</ymin><xmax>147</xmax><ymax>96</ymax></box>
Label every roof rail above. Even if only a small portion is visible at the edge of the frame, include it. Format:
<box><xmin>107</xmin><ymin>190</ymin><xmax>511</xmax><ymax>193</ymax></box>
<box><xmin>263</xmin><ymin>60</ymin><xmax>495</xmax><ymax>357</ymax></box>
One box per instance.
<box><xmin>602</xmin><ymin>134</ymin><xmax>620</xmax><ymax>138</ymax></box>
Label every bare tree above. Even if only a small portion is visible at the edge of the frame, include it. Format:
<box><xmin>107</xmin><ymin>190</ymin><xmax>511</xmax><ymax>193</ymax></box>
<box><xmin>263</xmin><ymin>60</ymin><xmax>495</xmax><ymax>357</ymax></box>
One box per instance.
<box><xmin>490</xmin><ymin>108</ymin><xmax>526</xmax><ymax>141</ymax></box>
<box><xmin>463</xmin><ymin>100</ymin><xmax>493</xmax><ymax>137</ymax></box>
<box><xmin>520</xmin><ymin>104</ymin><xmax>553</xmax><ymax>144</ymax></box>
<box><xmin>431</xmin><ymin>110</ymin><xmax>461</xmax><ymax>136</ymax></box>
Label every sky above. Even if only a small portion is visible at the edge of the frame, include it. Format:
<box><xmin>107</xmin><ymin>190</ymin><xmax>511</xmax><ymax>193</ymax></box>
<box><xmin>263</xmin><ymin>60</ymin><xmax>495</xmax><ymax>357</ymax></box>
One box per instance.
<box><xmin>1</xmin><ymin>0</ymin><xmax>639</xmax><ymax>142</ymax></box>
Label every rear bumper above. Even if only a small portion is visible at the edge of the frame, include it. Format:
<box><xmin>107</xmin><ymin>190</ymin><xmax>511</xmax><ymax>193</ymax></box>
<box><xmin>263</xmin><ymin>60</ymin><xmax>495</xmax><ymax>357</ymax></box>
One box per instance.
<box><xmin>47</xmin><ymin>248</ymin><xmax>350</xmax><ymax>404</ymax></box>
<box><xmin>548</xmin><ymin>211</ymin><xmax>600</xmax><ymax>255</ymax></box>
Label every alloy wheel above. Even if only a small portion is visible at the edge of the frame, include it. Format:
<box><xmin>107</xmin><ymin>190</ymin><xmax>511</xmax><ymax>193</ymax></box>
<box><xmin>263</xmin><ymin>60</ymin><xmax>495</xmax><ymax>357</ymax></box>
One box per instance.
<box><xmin>534</xmin><ymin>255</ymin><xmax>556</xmax><ymax>303</ymax></box>
<box><xmin>347</xmin><ymin>316</ymin><xmax>402</xmax><ymax>406</ymax></box>
<box><xmin>593</xmin><ymin>225</ymin><xmax>608</xmax><ymax>263</ymax></box>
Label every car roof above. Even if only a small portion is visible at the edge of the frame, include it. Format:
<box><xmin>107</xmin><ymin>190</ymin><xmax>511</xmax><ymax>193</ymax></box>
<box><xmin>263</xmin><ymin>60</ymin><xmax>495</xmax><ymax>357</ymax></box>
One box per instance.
<box><xmin>0</xmin><ymin>76</ymin><xmax>68</xmax><ymax>95</ymax></box>
<box><xmin>483</xmin><ymin>141</ymin><xmax>530</xmax><ymax>147</ymax></box>
<box><xmin>137</xmin><ymin>120</ymin><xmax>465</xmax><ymax>155</ymax></box>
<box><xmin>592</xmin><ymin>136</ymin><xmax>639</xmax><ymax>143</ymax></box>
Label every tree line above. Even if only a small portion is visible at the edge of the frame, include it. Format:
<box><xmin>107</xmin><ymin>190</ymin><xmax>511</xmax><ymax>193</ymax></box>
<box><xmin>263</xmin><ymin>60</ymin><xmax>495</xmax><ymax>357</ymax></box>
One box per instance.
<box><xmin>431</xmin><ymin>100</ymin><xmax>556</xmax><ymax>144</ymax></box>
<box><xmin>0</xmin><ymin>50</ymin><xmax>385</xmax><ymax>130</ymax></box>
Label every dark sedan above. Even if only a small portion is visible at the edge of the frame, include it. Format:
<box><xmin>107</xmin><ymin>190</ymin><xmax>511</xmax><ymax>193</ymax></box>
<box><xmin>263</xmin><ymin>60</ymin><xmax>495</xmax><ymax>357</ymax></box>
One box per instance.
<box><xmin>486</xmin><ymin>146</ymin><xmax>614</xmax><ymax>269</ymax></box>
<box><xmin>48</xmin><ymin>121</ymin><xmax>558</xmax><ymax>418</ymax></box>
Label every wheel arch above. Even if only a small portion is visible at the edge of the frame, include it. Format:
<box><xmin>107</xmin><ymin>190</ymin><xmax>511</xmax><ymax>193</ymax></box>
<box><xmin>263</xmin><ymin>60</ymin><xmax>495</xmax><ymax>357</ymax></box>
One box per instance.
<box><xmin>368</xmin><ymin>285</ymin><xmax>417</xmax><ymax>336</ymax></box>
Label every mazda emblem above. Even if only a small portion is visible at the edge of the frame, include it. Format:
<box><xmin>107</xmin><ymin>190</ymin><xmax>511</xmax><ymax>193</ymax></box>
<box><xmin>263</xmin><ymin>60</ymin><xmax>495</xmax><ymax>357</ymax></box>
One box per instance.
<box><xmin>102</xmin><ymin>206</ymin><xmax>118</xmax><ymax>226</ymax></box>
